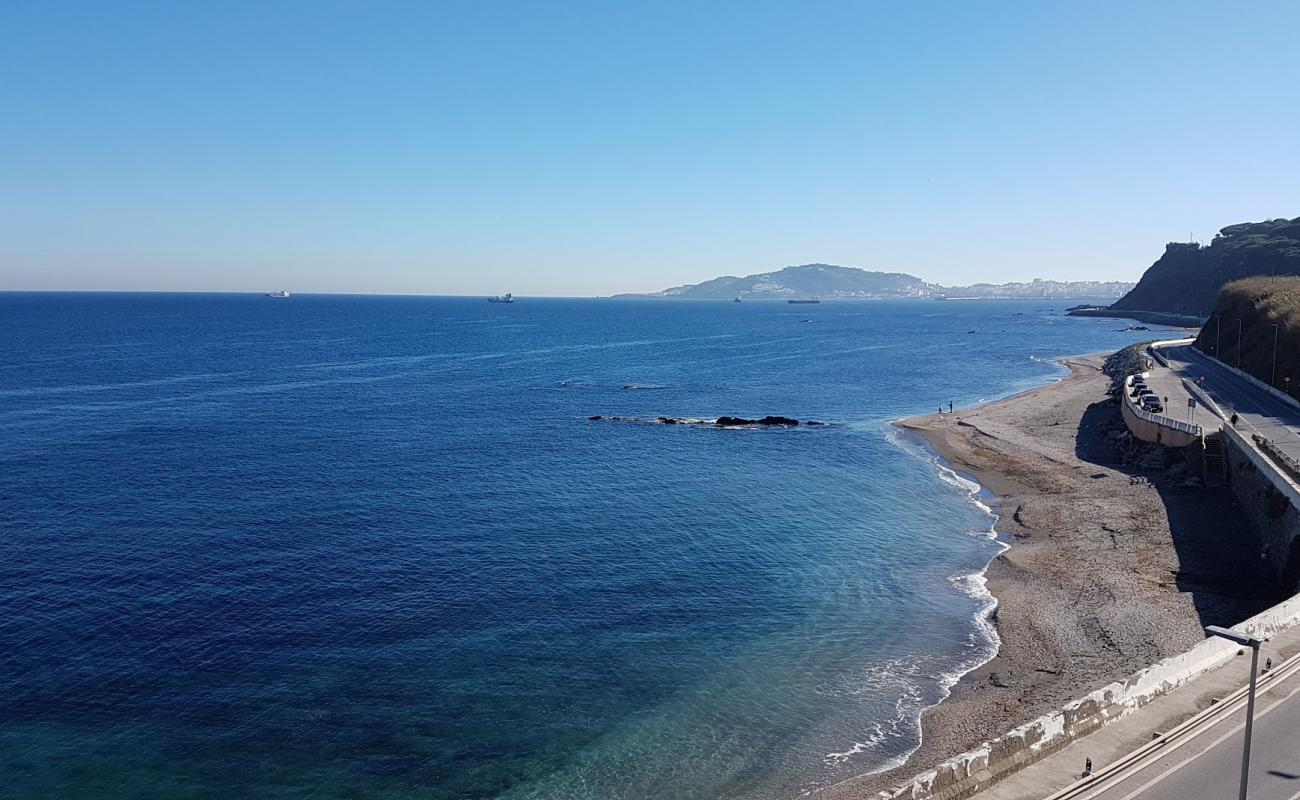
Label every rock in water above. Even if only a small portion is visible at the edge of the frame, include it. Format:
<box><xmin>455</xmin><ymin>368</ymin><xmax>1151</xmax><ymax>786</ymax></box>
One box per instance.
<box><xmin>715</xmin><ymin>415</ymin><xmax>800</xmax><ymax>427</ymax></box>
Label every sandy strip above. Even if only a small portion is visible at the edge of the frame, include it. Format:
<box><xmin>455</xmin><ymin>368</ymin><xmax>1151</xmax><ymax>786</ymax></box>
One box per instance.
<box><xmin>817</xmin><ymin>354</ymin><xmax>1275</xmax><ymax>798</ymax></box>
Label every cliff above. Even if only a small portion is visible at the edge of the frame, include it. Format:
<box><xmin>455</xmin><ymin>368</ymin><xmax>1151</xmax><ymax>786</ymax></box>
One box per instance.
<box><xmin>1110</xmin><ymin>217</ymin><xmax>1300</xmax><ymax>317</ymax></box>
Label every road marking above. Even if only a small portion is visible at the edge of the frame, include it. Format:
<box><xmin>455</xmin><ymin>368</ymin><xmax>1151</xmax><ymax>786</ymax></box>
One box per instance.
<box><xmin>1100</xmin><ymin>680</ymin><xmax>1300</xmax><ymax>800</ymax></box>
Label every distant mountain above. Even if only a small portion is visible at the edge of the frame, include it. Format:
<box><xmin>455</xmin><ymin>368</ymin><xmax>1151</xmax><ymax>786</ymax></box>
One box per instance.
<box><xmin>615</xmin><ymin>263</ymin><xmax>1132</xmax><ymax>300</ymax></box>
<box><xmin>1108</xmin><ymin>217</ymin><xmax>1300</xmax><ymax>317</ymax></box>
<box><xmin>622</xmin><ymin>264</ymin><xmax>927</xmax><ymax>299</ymax></box>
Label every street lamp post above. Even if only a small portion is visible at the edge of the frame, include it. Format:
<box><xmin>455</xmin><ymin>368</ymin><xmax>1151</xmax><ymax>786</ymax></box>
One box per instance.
<box><xmin>1273</xmin><ymin>323</ymin><xmax>1281</xmax><ymax>387</ymax></box>
<box><xmin>1237</xmin><ymin>319</ymin><xmax>1244</xmax><ymax>368</ymax></box>
<box><xmin>1207</xmin><ymin>625</ymin><xmax>1264</xmax><ymax>800</ymax></box>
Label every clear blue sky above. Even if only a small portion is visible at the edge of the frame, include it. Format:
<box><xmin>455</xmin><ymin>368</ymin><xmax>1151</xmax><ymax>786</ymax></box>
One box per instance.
<box><xmin>3</xmin><ymin>1</ymin><xmax>1298</xmax><ymax>295</ymax></box>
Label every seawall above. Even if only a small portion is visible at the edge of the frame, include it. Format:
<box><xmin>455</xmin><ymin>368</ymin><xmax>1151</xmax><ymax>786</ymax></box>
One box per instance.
<box><xmin>1066</xmin><ymin>308</ymin><xmax>1207</xmax><ymax>327</ymax></box>
<box><xmin>1222</xmin><ymin>423</ymin><xmax>1300</xmax><ymax>592</ymax></box>
<box><xmin>874</xmin><ymin>592</ymin><xmax>1300</xmax><ymax>800</ymax></box>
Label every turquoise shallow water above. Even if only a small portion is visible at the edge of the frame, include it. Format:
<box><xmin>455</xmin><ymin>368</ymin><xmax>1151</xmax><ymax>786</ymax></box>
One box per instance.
<box><xmin>0</xmin><ymin>294</ymin><xmax>1158</xmax><ymax>799</ymax></box>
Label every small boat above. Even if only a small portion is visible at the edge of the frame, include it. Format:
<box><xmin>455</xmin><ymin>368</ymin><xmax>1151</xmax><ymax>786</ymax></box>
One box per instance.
<box><xmin>266</xmin><ymin>290</ymin><xmax>291</xmax><ymax>298</ymax></box>
<box><xmin>733</xmin><ymin>296</ymin><xmax>742</xmax><ymax>303</ymax></box>
<box><xmin>488</xmin><ymin>293</ymin><xmax>514</xmax><ymax>304</ymax></box>
<box><xmin>787</xmin><ymin>298</ymin><xmax>820</xmax><ymax>304</ymax></box>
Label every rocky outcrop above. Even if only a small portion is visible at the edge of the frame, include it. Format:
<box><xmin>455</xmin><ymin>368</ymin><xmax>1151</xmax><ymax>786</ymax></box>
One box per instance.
<box><xmin>715</xmin><ymin>415</ymin><xmax>799</xmax><ymax>426</ymax></box>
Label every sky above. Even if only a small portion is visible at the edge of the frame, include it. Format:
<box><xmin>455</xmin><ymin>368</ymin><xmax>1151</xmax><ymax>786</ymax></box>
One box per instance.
<box><xmin>2</xmin><ymin>1</ymin><xmax>1298</xmax><ymax>296</ymax></box>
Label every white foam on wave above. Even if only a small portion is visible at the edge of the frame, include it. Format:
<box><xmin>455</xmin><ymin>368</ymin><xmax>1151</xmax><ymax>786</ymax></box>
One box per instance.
<box><xmin>824</xmin><ymin>722</ymin><xmax>888</xmax><ymax>764</ymax></box>
<box><xmin>932</xmin><ymin>461</ymin><xmax>997</xmax><ymax>523</ymax></box>
<box><xmin>825</xmin><ymin>430</ymin><xmax>1008</xmax><ymax>775</ymax></box>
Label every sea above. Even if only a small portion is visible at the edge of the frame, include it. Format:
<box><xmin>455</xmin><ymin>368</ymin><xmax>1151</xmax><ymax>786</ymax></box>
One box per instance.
<box><xmin>0</xmin><ymin>294</ymin><xmax>1159</xmax><ymax>800</ymax></box>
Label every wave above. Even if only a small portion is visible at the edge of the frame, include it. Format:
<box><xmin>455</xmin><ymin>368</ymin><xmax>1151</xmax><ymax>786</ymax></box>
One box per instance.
<box><xmin>822</xmin><ymin>429</ymin><xmax>1006</xmax><ymax>777</ymax></box>
<box><xmin>0</xmin><ymin>371</ymin><xmax>246</xmax><ymax>398</ymax></box>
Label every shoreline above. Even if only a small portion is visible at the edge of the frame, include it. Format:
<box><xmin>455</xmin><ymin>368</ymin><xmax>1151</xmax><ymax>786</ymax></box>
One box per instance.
<box><xmin>816</xmin><ymin>352</ymin><xmax>1276</xmax><ymax>798</ymax></box>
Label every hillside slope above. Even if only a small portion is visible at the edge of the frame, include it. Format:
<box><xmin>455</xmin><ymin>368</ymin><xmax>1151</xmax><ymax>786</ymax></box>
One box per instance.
<box><xmin>1195</xmin><ymin>276</ymin><xmax>1300</xmax><ymax>397</ymax></box>
<box><xmin>1111</xmin><ymin>217</ymin><xmax>1300</xmax><ymax>316</ymax></box>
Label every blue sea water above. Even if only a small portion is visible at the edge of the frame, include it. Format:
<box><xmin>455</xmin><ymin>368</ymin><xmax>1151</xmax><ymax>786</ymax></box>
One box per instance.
<box><xmin>0</xmin><ymin>294</ymin><xmax>1158</xmax><ymax>800</ymax></box>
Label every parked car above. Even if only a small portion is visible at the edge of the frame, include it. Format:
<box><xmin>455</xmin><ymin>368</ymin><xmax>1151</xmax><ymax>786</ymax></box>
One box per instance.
<box><xmin>1140</xmin><ymin>397</ymin><xmax>1164</xmax><ymax>413</ymax></box>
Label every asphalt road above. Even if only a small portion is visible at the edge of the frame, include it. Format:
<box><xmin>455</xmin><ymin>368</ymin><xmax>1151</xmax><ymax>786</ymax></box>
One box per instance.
<box><xmin>1161</xmin><ymin>345</ymin><xmax>1300</xmax><ymax>462</ymax></box>
<box><xmin>1084</xmin><ymin>658</ymin><xmax>1300</xmax><ymax>800</ymax></box>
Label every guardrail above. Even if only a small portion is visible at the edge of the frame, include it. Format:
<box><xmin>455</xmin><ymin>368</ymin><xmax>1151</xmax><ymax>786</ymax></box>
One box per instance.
<box><xmin>1221</xmin><ymin>424</ymin><xmax>1300</xmax><ymax>510</ymax></box>
<box><xmin>1192</xmin><ymin>345</ymin><xmax>1300</xmax><ymax>416</ymax></box>
<box><xmin>1146</xmin><ymin>346</ymin><xmax>1170</xmax><ymax>369</ymax></box>
<box><xmin>1180</xmin><ymin>378</ymin><xmax>1226</xmax><ymax>421</ymax></box>
<box><xmin>1253</xmin><ymin>433</ymin><xmax>1300</xmax><ymax>485</ymax></box>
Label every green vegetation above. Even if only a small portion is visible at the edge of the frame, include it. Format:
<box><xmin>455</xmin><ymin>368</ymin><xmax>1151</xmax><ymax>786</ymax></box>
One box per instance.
<box><xmin>1194</xmin><ymin>276</ymin><xmax>1300</xmax><ymax>397</ymax></box>
<box><xmin>1113</xmin><ymin>217</ymin><xmax>1300</xmax><ymax>316</ymax></box>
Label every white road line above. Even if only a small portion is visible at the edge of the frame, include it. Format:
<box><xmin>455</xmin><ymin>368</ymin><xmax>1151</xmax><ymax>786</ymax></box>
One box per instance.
<box><xmin>1102</xmin><ymin>680</ymin><xmax>1300</xmax><ymax>800</ymax></box>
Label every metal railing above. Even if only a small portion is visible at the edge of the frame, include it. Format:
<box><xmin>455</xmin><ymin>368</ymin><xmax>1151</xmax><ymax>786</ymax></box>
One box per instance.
<box><xmin>1252</xmin><ymin>433</ymin><xmax>1300</xmax><ymax>485</ymax></box>
<box><xmin>1146</xmin><ymin>346</ymin><xmax>1170</xmax><ymax>369</ymax></box>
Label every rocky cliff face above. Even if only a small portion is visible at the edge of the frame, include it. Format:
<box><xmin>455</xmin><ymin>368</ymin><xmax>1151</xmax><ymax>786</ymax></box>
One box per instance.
<box><xmin>1112</xmin><ymin>218</ymin><xmax>1300</xmax><ymax>316</ymax></box>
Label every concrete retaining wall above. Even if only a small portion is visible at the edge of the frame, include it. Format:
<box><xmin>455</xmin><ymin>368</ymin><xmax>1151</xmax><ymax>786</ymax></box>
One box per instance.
<box><xmin>1120</xmin><ymin>401</ymin><xmax>1201</xmax><ymax>447</ymax></box>
<box><xmin>1222</xmin><ymin>424</ymin><xmax>1300</xmax><ymax>590</ymax></box>
<box><xmin>1119</xmin><ymin>374</ymin><xmax>1200</xmax><ymax>446</ymax></box>
<box><xmin>876</xmin><ymin>594</ymin><xmax>1300</xmax><ymax>800</ymax></box>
